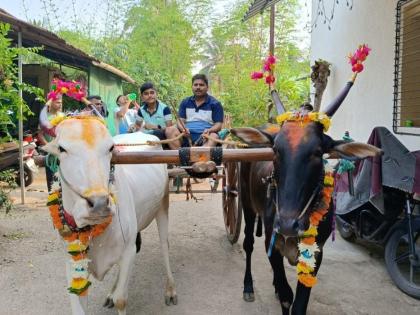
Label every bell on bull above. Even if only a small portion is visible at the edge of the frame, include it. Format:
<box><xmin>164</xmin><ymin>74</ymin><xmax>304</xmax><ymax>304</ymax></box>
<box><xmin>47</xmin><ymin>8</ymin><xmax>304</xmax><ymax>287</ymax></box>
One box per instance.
<box><xmin>230</xmin><ymin>45</ymin><xmax>381</xmax><ymax>315</ymax></box>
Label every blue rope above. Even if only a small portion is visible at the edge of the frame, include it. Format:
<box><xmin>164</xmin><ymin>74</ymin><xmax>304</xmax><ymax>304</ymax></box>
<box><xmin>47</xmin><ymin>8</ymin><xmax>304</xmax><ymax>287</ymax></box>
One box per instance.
<box><xmin>267</xmin><ymin>230</ymin><xmax>278</xmax><ymax>257</ymax></box>
<box><xmin>337</xmin><ymin>159</ymin><xmax>355</xmax><ymax>174</ymax></box>
<box><xmin>46</xmin><ymin>154</ymin><xmax>59</xmax><ymax>173</ymax></box>
<box><xmin>338</xmin><ymin>133</ymin><xmax>355</xmax><ymax>174</ymax></box>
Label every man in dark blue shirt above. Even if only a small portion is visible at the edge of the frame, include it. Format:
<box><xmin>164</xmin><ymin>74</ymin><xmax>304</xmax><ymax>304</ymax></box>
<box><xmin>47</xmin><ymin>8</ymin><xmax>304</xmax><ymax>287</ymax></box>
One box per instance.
<box><xmin>178</xmin><ymin>74</ymin><xmax>224</xmax><ymax>147</ymax></box>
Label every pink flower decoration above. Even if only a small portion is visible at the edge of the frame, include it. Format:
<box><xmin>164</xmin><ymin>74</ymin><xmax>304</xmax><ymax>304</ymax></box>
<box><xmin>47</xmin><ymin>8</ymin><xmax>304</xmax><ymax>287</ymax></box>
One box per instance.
<box><xmin>265</xmin><ymin>74</ymin><xmax>276</xmax><ymax>84</ymax></box>
<box><xmin>48</xmin><ymin>79</ymin><xmax>86</xmax><ymax>102</ymax></box>
<box><xmin>352</xmin><ymin>63</ymin><xmax>364</xmax><ymax>73</ymax></box>
<box><xmin>348</xmin><ymin>44</ymin><xmax>371</xmax><ymax>73</ymax></box>
<box><xmin>265</xmin><ymin>55</ymin><xmax>276</xmax><ymax>65</ymax></box>
<box><xmin>47</xmin><ymin>91</ymin><xmax>58</xmax><ymax>101</ymax></box>
<box><xmin>359</xmin><ymin>44</ymin><xmax>371</xmax><ymax>56</ymax></box>
<box><xmin>251</xmin><ymin>54</ymin><xmax>277</xmax><ymax>85</ymax></box>
<box><xmin>251</xmin><ymin>71</ymin><xmax>264</xmax><ymax>80</ymax></box>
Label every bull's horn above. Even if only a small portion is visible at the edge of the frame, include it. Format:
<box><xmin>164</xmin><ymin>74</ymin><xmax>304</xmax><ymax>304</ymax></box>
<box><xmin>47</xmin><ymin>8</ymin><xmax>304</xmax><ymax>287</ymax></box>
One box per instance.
<box><xmin>271</xmin><ymin>89</ymin><xmax>286</xmax><ymax>115</ymax></box>
<box><xmin>324</xmin><ymin>80</ymin><xmax>354</xmax><ymax>117</ymax></box>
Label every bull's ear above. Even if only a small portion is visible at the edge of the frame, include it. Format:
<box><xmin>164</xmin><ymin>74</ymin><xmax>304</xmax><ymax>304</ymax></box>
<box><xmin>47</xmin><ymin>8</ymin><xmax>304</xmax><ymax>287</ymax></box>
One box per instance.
<box><xmin>327</xmin><ymin>141</ymin><xmax>383</xmax><ymax>160</ymax></box>
<box><xmin>231</xmin><ymin>127</ymin><xmax>273</xmax><ymax>147</ymax></box>
<box><xmin>42</xmin><ymin>139</ymin><xmax>60</xmax><ymax>156</ymax></box>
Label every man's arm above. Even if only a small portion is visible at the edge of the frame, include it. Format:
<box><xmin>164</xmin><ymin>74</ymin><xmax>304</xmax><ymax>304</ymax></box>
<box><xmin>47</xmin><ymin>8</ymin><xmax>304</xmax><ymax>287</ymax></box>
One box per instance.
<box><xmin>177</xmin><ymin>100</ymin><xmax>189</xmax><ymax>134</ymax></box>
<box><xmin>164</xmin><ymin>106</ymin><xmax>173</xmax><ymax>128</ymax></box>
<box><xmin>115</xmin><ymin>101</ymin><xmax>129</xmax><ymax>118</ymax></box>
<box><xmin>203</xmin><ymin>100</ymin><xmax>224</xmax><ymax>134</ymax></box>
<box><xmin>203</xmin><ymin>122</ymin><xmax>222</xmax><ymax>134</ymax></box>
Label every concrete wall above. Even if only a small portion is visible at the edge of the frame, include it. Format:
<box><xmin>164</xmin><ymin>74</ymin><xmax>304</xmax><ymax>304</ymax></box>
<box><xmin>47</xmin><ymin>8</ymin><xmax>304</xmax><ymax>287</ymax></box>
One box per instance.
<box><xmin>310</xmin><ymin>0</ymin><xmax>419</xmax><ymax>150</ymax></box>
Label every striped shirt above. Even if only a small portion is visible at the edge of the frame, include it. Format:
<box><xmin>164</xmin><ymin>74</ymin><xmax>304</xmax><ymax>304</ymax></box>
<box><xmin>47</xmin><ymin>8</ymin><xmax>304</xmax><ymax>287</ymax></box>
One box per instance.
<box><xmin>178</xmin><ymin>95</ymin><xmax>223</xmax><ymax>138</ymax></box>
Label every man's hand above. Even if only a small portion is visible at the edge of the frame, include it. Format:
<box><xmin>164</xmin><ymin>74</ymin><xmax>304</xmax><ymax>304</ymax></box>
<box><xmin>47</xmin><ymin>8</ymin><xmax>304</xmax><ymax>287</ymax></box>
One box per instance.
<box><xmin>144</xmin><ymin>122</ymin><xmax>158</xmax><ymax>130</ymax></box>
<box><xmin>128</xmin><ymin>124</ymin><xmax>141</xmax><ymax>133</ymax></box>
<box><xmin>133</xmin><ymin>101</ymin><xmax>140</xmax><ymax>110</ymax></box>
<box><xmin>203</xmin><ymin>128</ymin><xmax>218</xmax><ymax>135</ymax></box>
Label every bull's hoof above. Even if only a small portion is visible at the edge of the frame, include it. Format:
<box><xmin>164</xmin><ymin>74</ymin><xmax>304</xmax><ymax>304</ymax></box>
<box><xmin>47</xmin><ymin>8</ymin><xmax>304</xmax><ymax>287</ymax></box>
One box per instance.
<box><xmin>103</xmin><ymin>297</ymin><xmax>114</xmax><ymax>308</ymax></box>
<box><xmin>165</xmin><ymin>294</ymin><xmax>178</xmax><ymax>306</ymax></box>
<box><xmin>243</xmin><ymin>292</ymin><xmax>255</xmax><ymax>302</ymax></box>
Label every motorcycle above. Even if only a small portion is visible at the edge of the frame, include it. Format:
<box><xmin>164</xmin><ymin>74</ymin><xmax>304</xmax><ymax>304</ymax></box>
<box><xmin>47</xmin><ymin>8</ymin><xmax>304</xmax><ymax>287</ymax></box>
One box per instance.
<box><xmin>335</xmin><ymin>127</ymin><xmax>420</xmax><ymax>299</ymax></box>
<box><xmin>0</xmin><ymin>134</ymin><xmax>38</xmax><ymax>187</ymax></box>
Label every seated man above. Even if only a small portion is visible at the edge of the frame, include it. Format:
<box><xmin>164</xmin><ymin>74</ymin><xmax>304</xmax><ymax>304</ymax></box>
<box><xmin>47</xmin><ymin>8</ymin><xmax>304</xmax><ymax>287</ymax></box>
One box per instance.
<box><xmin>137</xmin><ymin>82</ymin><xmax>179</xmax><ymax>149</ymax></box>
<box><xmin>177</xmin><ymin>74</ymin><xmax>224</xmax><ymax>147</ymax></box>
<box><xmin>86</xmin><ymin>95</ymin><xmax>108</xmax><ymax>117</ymax></box>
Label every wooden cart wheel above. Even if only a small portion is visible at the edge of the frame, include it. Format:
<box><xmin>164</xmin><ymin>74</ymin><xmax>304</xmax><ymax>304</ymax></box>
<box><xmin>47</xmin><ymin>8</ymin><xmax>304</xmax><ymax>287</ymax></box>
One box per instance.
<box><xmin>222</xmin><ymin>161</ymin><xmax>242</xmax><ymax>244</ymax></box>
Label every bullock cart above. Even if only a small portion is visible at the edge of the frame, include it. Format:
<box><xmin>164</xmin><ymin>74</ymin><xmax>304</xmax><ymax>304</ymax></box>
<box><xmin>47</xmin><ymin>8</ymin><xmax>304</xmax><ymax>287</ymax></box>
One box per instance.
<box><xmin>111</xmin><ymin>147</ymin><xmax>274</xmax><ymax>244</ymax></box>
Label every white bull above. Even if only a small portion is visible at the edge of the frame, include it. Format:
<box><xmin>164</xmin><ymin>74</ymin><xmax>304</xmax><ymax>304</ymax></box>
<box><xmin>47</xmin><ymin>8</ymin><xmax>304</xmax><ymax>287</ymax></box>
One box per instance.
<box><xmin>43</xmin><ymin>117</ymin><xmax>176</xmax><ymax>315</ymax></box>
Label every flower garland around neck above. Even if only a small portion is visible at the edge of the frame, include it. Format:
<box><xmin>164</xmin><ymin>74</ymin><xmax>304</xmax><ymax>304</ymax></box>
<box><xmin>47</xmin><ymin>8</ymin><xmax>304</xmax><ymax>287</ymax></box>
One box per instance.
<box><xmin>296</xmin><ymin>161</ymin><xmax>334</xmax><ymax>287</ymax></box>
<box><xmin>276</xmin><ymin>111</ymin><xmax>331</xmax><ymax>132</ymax></box>
<box><xmin>48</xmin><ymin>189</ymin><xmax>112</xmax><ymax>296</ymax></box>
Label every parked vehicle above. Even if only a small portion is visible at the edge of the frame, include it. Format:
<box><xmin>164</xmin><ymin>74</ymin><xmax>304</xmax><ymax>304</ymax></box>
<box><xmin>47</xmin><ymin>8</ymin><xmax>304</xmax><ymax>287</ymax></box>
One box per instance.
<box><xmin>335</xmin><ymin>127</ymin><xmax>420</xmax><ymax>299</ymax></box>
<box><xmin>0</xmin><ymin>136</ymin><xmax>38</xmax><ymax>187</ymax></box>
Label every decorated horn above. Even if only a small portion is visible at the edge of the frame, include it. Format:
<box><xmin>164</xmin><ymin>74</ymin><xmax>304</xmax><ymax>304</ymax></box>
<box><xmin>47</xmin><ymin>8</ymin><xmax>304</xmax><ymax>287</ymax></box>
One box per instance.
<box><xmin>324</xmin><ymin>44</ymin><xmax>371</xmax><ymax>117</ymax></box>
<box><xmin>271</xmin><ymin>89</ymin><xmax>286</xmax><ymax>115</ymax></box>
<box><xmin>324</xmin><ymin>80</ymin><xmax>354</xmax><ymax>117</ymax></box>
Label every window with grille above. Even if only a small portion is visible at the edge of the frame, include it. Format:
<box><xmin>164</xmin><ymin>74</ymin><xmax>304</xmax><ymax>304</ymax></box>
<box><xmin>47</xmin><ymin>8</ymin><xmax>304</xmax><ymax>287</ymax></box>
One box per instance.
<box><xmin>393</xmin><ymin>0</ymin><xmax>420</xmax><ymax>135</ymax></box>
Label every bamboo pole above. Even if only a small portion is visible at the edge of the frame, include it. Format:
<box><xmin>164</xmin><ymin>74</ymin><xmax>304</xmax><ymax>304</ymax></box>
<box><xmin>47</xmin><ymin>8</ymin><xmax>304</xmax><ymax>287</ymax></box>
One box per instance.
<box><xmin>18</xmin><ymin>31</ymin><xmax>25</xmax><ymax>204</ymax></box>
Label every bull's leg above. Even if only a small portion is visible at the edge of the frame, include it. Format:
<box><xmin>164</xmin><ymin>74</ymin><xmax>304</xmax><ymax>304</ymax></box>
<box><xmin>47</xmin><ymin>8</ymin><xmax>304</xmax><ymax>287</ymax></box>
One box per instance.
<box><xmin>291</xmin><ymin>251</ymin><xmax>323</xmax><ymax>315</ymax></box>
<box><xmin>264</xmin><ymin>221</ymin><xmax>293</xmax><ymax>315</ymax></box>
<box><xmin>106</xmin><ymin>243</ymin><xmax>136</xmax><ymax>315</ymax></box>
<box><xmin>155</xmin><ymin>206</ymin><xmax>177</xmax><ymax>305</ymax></box>
<box><xmin>243</xmin><ymin>207</ymin><xmax>256</xmax><ymax>302</ymax></box>
<box><xmin>66</xmin><ymin>261</ymin><xmax>88</xmax><ymax>315</ymax></box>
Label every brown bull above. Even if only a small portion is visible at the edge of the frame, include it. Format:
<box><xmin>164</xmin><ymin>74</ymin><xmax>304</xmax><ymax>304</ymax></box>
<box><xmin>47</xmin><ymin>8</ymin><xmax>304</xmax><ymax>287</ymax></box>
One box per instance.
<box><xmin>231</xmin><ymin>86</ymin><xmax>382</xmax><ymax>315</ymax></box>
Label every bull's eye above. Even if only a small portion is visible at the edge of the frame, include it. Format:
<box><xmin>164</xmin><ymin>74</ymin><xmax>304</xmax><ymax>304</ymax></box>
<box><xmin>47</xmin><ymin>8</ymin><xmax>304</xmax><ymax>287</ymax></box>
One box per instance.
<box><xmin>109</xmin><ymin>145</ymin><xmax>115</xmax><ymax>153</ymax></box>
<box><xmin>58</xmin><ymin>146</ymin><xmax>66</xmax><ymax>153</ymax></box>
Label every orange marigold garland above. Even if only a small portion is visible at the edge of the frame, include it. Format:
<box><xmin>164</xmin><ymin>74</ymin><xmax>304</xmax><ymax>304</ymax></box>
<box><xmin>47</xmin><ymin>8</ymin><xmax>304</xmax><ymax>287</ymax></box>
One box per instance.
<box><xmin>48</xmin><ymin>189</ymin><xmax>112</xmax><ymax>296</ymax></box>
<box><xmin>296</xmin><ymin>162</ymin><xmax>334</xmax><ymax>287</ymax></box>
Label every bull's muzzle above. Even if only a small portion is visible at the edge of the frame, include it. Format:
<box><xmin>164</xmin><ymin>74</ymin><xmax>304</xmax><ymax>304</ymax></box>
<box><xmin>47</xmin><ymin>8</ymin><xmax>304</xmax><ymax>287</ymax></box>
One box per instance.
<box><xmin>278</xmin><ymin>216</ymin><xmax>308</xmax><ymax>237</ymax></box>
<box><xmin>85</xmin><ymin>194</ymin><xmax>111</xmax><ymax>215</ymax></box>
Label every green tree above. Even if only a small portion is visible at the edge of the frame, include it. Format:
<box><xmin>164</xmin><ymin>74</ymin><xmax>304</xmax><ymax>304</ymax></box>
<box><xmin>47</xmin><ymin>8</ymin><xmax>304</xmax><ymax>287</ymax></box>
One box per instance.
<box><xmin>0</xmin><ymin>23</ymin><xmax>43</xmax><ymax>212</ymax></box>
<box><xmin>0</xmin><ymin>23</ymin><xmax>44</xmax><ymax>141</ymax></box>
<box><xmin>201</xmin><ymin>0</ymin><xmax>310</xmax><ymax>126</ymax></box>
<box><xmin>124</xmin><ymin>0</ymin><xmax>194</xmax><ymax>103</ymax></box>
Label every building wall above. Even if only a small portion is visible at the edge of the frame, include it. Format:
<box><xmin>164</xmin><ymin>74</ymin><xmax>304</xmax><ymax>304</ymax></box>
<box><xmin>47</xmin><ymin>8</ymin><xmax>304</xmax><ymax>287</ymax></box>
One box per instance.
<box><xmin>310</xmin><ymin>0</ymin><xmax>419</xmax><ymax>150</ymax></box>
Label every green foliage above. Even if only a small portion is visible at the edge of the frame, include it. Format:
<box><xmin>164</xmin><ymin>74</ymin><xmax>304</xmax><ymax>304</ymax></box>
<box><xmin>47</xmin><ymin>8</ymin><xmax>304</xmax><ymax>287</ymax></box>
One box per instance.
<box><xmin>0</xmin><ymin>23</ymin><xmax>44</xmax><ymax>142</ymax></box>
<box><xmin>30</xmin><ymin>0</ymin><xmax>310</xmax><ymax>127</ymax></box>
<box><xmin>200</xmin><ymin>0</ymin><xmax>310</xmax><ymax>127</ymax></box>
<box><xmin>124</xmin><ymin>0</ymin><xmax>194</xmax><ymax>100</ymax></box>
<box><xmin>0</xmin><ymin>169</ymin><xmax>18</xmax><ymax>213</ymax></box>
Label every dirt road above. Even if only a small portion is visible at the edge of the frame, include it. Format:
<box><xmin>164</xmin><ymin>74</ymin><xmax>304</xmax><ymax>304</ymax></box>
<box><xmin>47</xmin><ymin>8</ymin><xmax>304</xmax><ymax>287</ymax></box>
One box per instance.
<box><xmin>0</xmin><ymin>170</ymin><xmax>419</xmax><ymax>314</ymax></box>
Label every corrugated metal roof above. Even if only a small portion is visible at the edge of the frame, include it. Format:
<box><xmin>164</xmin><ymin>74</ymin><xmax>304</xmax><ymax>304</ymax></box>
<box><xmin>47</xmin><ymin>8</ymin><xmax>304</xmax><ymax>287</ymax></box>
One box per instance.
<box><xmin>0</xmin><ymin>9</ymin><xmax>135</xmax><ymax>83</ymax></box>
<box><xmin>243</xmin><ymin>0</ymin><xmax>283</xmax><ymax>21</ymax></box>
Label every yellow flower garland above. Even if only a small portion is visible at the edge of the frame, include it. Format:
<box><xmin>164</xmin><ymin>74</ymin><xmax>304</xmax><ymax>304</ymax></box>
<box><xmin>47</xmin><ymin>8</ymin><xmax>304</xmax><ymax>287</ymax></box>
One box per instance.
<box><xmin>50</xmin><ymin>115</ymin><xmax>106</xmax><ymax>127</ymax></box>
<box><xmin>296</xmin><ymin>162</ymin><xmax>334</xmax><ymax>287</ymax></box>
<box><xmin>276</xmin><ymin>111</ymin><xmax>331</xmax><ymax>132</ymax></box>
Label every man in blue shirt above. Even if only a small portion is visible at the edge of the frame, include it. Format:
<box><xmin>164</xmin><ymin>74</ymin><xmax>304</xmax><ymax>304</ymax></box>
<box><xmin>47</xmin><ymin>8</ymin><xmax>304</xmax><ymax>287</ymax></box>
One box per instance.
<box><xmin>178</xmin><ymin>74</ymin><xmax>224</xmax><ymax>147</ymax></box>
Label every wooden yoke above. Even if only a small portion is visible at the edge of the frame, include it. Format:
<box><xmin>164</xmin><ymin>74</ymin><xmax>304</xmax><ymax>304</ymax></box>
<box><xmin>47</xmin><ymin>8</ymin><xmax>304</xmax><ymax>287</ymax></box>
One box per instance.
<box><xmin>111</xmin><ymin>147</ymin><xmax>274</xmax><ymax>165</ymax></box>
